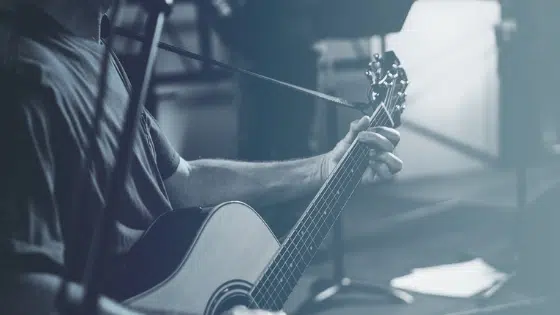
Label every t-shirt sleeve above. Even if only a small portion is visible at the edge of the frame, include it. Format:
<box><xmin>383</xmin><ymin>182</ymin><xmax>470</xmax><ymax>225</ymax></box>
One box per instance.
<box><xmin>145</xmin><ymin>111</ymin><xmax>181</xmax><ymax>180</ymax></box>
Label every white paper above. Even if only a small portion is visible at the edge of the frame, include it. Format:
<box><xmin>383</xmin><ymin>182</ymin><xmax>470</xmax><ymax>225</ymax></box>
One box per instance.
<box><xmin>390</xmin><ymin>258</ymin><xmax>507</xmax><ymax>298</ymax></box>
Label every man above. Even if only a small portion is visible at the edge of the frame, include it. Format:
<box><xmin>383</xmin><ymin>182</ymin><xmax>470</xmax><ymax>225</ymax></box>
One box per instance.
<box><xmin>0</xmin><ymin>0</ymin><xmax>403</xmax><ymax>314</ymax></box>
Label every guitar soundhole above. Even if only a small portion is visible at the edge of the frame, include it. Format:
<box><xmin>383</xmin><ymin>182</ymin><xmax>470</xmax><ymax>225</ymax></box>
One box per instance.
<box><xmin>205</xmin><ymin>280</ymin><xmax>253</xmax><ymax>315</ymax></box>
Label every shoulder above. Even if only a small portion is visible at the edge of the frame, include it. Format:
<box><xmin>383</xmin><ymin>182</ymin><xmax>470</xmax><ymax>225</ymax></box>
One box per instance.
<box><xmin>0</xmin><ymin>22</ymin><xmax>111</xmax><ymax>102</ymax></box>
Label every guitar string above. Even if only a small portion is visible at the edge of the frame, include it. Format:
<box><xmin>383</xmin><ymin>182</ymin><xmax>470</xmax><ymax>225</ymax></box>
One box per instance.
<box><xmin>255</xmin><ymin>127</ymin><xmax>385</xmax><ymax>310</ymax></box>
<box><xmin>250</xmin><ymin>126</ymin><xmax>374</xmax><ymax>309</ymax></box>
<box><xmin>254</xmin><ymin>84</ymin><xmax>403</xmax><ymax>310</ymax></box>
<box><xmin>260</xmin><ymin>85</ymin><xmax>404</xmax><ymax>308</ymax></box>
<box><xmin>256</xmin><ymin>83</ymin><xmax>402</xmax><ymax>307</ymax></box>
<box><xmin>256</xmin><ymin>132</ymin><xmax>388</xmax><ymax>309</ymax></box>
<box><xmin>252</xmin><ymin>78</ymin><xmax>403</xmax><ymax>310</ymax></box>
<box><xmin>254</xmin><ymin>146</ymin><xmax>370</xmax><ymax>310</ymax></box>
<box><xmin>251</xmin><ymin>82</ymin><xmax>403</xmax><ymax>310</ymax></box>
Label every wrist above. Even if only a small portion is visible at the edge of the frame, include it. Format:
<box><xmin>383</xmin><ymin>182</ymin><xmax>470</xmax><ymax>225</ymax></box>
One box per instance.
<box><xmin>318</xmin><ymin>152</ymin><xmax>334</xmax><ymax>183</ymax></box>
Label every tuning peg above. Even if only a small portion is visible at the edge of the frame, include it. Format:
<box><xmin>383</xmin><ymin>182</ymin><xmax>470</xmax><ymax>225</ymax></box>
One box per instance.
<box><xmin>373</xmin><ymin>53</ymin><xmax>380</xmax><ymax>60</ymax></box>
<box><xmin>396</xmin><ymin>103</ymin><xmax>407</xmax><ymax>111</ymax></box>
<box><xmin>369</xmin><ymin>61</ymin><xmax>381</xmax><ymax>69</ymax></box>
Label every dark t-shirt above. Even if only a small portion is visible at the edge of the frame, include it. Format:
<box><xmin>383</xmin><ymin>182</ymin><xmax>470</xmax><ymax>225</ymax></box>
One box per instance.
<box><xmin>0</xmin><ymin>8</ymin><xmax>180</xmax><ymax>281</ymax></box>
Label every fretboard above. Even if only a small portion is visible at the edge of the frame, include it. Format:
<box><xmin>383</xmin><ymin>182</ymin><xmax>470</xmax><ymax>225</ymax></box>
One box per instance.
<box><xmin>250</xmin><ymin>107</ymin><xmax>392</xmax><ymax>311</ymax></box>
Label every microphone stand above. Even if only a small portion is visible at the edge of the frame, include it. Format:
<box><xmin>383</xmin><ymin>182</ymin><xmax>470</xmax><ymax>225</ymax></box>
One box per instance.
<box><xmin>79</xmin><ymin>0</ymin><xmax>173</xmax><ymax>314</ymax></box>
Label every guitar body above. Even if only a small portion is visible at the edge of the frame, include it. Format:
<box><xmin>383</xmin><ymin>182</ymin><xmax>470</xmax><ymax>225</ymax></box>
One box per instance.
<box><xmin>113</xmin><ymin>202</ymin><xmax>280</xmax><ymax>315</ymax></box>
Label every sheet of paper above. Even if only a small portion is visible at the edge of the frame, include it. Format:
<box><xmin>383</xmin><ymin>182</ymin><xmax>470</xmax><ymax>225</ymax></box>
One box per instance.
<box><xmin>390</xmin><ymin>258</ymin><xmax>507</xmax><ymax>298</ymax></box>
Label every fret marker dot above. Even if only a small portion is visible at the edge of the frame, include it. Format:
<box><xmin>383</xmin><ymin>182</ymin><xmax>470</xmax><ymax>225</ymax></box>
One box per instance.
<box><xmin>323</xmin><ymin>211</ymin><xmax>326</xmax><ymax>215</ymax></box>
<box><xmin>290</xmin><ymin>263</ymin><xmax>293</xmax><ymax>268</ymax></box>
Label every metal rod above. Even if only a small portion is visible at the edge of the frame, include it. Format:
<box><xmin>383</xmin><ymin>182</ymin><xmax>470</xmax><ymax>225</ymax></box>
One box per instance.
<box><xmin>80</xmin><ymin>1</ymin><xmax>172</xmax><ymax>313</ymax></box>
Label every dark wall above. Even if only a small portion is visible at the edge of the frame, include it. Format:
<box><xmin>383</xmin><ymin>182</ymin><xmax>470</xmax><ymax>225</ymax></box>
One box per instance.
<box><xmin>498</xmin><ymin>1</ymin><xmax>560</xmax><ymax>166</ymax></box>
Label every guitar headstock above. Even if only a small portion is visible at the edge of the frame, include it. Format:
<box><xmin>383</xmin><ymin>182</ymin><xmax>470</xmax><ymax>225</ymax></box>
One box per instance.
<box><xmin>365</xmin><ymin>51</ymin><xmax>409</xmax><ymax>128</ymax></box>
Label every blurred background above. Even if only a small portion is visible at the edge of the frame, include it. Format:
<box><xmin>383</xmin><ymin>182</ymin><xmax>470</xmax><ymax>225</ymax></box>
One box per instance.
<box><xmin>113</xmin><ymin>0</ymin><xmax>560</xmax><ymax>314</ymax></box>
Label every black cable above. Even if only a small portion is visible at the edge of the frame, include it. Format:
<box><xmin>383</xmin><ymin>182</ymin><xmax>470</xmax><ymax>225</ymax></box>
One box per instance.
<box><xmin>55</xmin><ymin>0</ymin><xmax>123</xmax><ymax>313</ymax></box>
<box><xmin>113</xmin><ymin>26</ymin><xmax>372</xmax><ymax>112</ymax></box>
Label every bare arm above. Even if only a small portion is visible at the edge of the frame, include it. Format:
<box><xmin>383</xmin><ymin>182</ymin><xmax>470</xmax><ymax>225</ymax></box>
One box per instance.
<box><xmin>163</xmin><ymin>116</ymin><xmax>403</xmax><ymax>211</ymax></box>
<box><xmin>164</xmin><ymin>155</ymin><xmax>328</xmax><ymax>209</ymax></box>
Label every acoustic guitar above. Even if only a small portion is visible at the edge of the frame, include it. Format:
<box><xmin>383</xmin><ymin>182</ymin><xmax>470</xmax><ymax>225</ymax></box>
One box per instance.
<box><xmin>113</xmin><ymin>51</ymin><xmax>408</xmax><ymax>315</ymax></box>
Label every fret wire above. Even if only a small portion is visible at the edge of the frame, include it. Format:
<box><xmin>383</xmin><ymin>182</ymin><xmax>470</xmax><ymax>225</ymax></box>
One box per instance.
<box><xmin>251</xmin><ymin>137</ymin><xmax>367</xmax><ymax>296</ymax></box>
<box><xmin>280</xmin><ymin>117</ymin><xmax>380</xmax><ymax>256</ymax></box>
<box><xmin>273</xmin><ymin>148</ymin><xmax>367</xmax><ymax>307</ymax></box>
<box><xmin>257</xmin><ymin>216</ymin><xmax>316</xmax><ymax>310</ymax></box>
<box><xmin>251</xmin><ymin>138</ymin><xmax>375</xmax><ymax>307</ymax></box>
<box><xmin>263</xmin><ymin>237</ymin><xmax>307</xmax><ymax>310</ymax></box>
<box><xmin>266</xmin><ymin>215</ymin><xmax>317</xmax><ymax>309</ymax></box>
<box><xmin>252</xmin><ymin>159</ymin><xmax>352</xmax><ymax>308</ymax></box>
<box><xmin>255</xmin><ymin>148</ymin><xmax>368</xmax><ymax>308</ymax></box>
<box><xmin>252</xmin><ymin>136</ymin><xmax>380</xmax><ymax>307</ymax></box>
<box><xmin>252</xmin><ymin>106</ymin><xmax>392</xmax><ymax>306</ymax></box>
<box><xmin>310</xmin><ymin>149</ymin><xmax>367</xmax><ymax>247</ymax></box>
<box><xmin>253</xmin><ymin>147</ymin><xmax>370</xmax><ymax>309</ymax></box>
<box><xmin>251</xmin><ymin>103</ymin><xmax>398</xmax><ymax>308</ymax></box>
<box><xmin>312</xmin><ymin>154</ymin><xmax>363</xmax><ymax>243</ymax></box>
<box><xmin>281</xmin><ymin>108</ymin><xmax>385</xmax><ymax>251</ymax></box>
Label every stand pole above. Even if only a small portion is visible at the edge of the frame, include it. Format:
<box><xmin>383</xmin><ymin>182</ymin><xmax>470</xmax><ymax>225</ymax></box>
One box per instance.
<box><xmin>79</xmin><ymin>1</ymin><xmax>173</xmax><ymax>314</ymax></box>
<box><xmin>292</xmin><ymin>43</ymin><xmax>412</xmax><ymax>315</ymax></box>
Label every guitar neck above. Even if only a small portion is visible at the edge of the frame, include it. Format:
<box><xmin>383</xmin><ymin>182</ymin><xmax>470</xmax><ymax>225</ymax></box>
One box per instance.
<box><xmin>248</xmin><ymin>49</ymin><xmax>407</xmax><ymax>310</ymax></box>
<box><xmin>250</xmin><ymin>113</ymin><xmax>387</xmax><ymax>310</ymax></box>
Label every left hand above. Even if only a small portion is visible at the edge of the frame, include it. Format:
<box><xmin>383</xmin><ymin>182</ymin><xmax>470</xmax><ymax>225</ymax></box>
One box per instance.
<box><xmin>321</xmin><ymin>116</ymin><xmax>403</xmax><ymax>184</ymax></box>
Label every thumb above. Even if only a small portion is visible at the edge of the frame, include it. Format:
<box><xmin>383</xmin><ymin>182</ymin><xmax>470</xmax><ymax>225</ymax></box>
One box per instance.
<box><xmin>342</xmin><ymin>116</ymin><xmax>370</xmax><ymax>144</ymax></box>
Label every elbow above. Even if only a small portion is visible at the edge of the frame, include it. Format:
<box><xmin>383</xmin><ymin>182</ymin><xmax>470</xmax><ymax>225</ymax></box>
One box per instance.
<box><xmin>164</xmin><ymin>158</ymin><xmax>197</xmax><ymax>209</ymax></box>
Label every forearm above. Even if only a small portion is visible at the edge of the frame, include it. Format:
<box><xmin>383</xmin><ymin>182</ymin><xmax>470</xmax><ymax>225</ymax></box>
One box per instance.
<box><xmin>166</xmin><ymin>155</ymin><xmax>328</xmax><ymax>209</ymax></box>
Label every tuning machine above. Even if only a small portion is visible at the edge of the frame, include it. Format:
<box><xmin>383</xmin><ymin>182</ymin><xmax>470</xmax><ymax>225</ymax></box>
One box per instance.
<box><xmin>365</xmin><ymin>69</ymin><xmax>375</xmax><ymax>82</ymax></box>
<box><xmin>369</xmin><ymin>54</ymin><xmax>382</xmax><ymax>70</ymax></box>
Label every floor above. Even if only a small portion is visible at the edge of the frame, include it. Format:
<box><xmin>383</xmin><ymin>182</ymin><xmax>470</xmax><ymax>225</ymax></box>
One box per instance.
<box><xmin>276</xmin><ymin>167</ymin><xmax>560</xmax><ymax>315</ymax></box>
